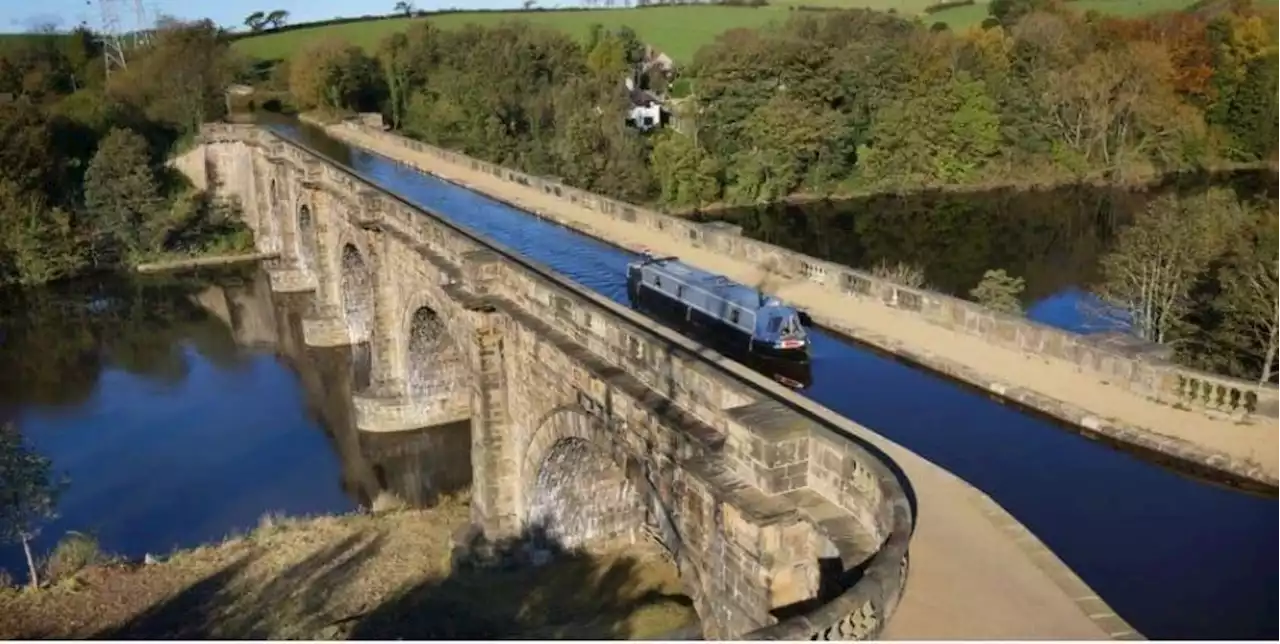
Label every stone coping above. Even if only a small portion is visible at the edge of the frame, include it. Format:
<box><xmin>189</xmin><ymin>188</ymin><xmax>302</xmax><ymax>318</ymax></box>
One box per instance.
<box><xmin>203</xmin><ymin>122</ymin><xmax>916</xmax><ymax>640</ymax></box>
<box><xmin>335</xmin><ymin>117</ymin><xmax>1279</xmax><ymax>424</ymax></box>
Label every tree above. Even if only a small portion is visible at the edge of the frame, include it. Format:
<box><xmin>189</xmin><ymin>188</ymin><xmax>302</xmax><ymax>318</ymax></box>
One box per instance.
<box><xmin>1211</xmin><ymin>206</ymin><xmax>1279</xmax><ymax>383</ymax></box>
<box><xmin>394</xmin><ymin>1</ymin><xmax>415</xmax><ymax>16</ymax></box>
<box><xmin>289</xmin><ymin>37</ymin><xmax>380</xmax><ymax>112</ymax></box>
<box><xmin>970</xmin><ymin>269</ymin><xmax>1026</xmax><ymax>315</ymax></box>
<box><xmin>378</xmin><ymin>32</ymin><xmax>412</xmax><ymax>129</ymax></box>
<box><xmin>0</xmin><ymin>179</ymin><xmax>84</xmax><ymax>286</ymax></box>
<box><xmin>84</xmin><ymin>127</ymin><xmax>165</xmax><ymax>260</ymax></box>
<box><xmin>650</xmin><ymin>129</ymin><xmax>721</xmax><ymax>209</ymax></box>
<box><xmin>857</xmin><ymin>68</ymin><xmax>1001</xmax><ymax>190</ymax></box>
<box><xmin>0</xmin><ymin>422</ymin><xmax>66</xmax><ymax>589</ymax></box>
<box><xmin>727</xmin><ymin>95</ymin><xmax>850</xmax><ymax>204</ymax></box>
<box><xmin>265</xmin><ymin>10</ymin><xmax>290</xmax><ymax>29</ymax></box>
<box><xmin>108</xmin><ymin>19</ymin><xmax>232</xmax><ymax>135</ymax></box>
<box><xmin>1093</xmin><ymin>188</ymin><xmax>1245</xmax><ymax>346</ymax></box>
<box><xmin>244</xmin><ymin>11</ymin><xmax>267</xmax><ymax>31</ymax></box>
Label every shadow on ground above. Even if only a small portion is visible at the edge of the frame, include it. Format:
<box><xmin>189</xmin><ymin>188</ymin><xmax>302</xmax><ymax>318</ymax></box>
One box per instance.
<box><xmin>87</xmin><ymin>522</ymin><xmax>697</xmax><ymax>640</ymax></box>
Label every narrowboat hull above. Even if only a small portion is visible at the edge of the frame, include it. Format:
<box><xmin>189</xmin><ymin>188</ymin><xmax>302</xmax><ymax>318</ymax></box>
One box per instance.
<box><xmin>626</xmin><ymin>273</ymin><xmax>812</xmax><ymax>388</ymax></box>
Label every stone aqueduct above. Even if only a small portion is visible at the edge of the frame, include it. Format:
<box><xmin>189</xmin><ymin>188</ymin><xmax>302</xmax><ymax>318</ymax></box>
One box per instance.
<box><xmin>192</xmin><ymin>124</ymin><xmax>913</xmax><ymax>639</ymax></box>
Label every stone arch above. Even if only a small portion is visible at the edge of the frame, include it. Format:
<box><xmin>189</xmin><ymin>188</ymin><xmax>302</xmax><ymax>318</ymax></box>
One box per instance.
<box><xmin>296</xmin><ymin>202</ymin><xmax>317</xmax><ymax>275</ymax></box>
<box><xmin>404</xmin><ymin>303</ymin><xmax>469</xmax><ymax>411</ymax></box>
<box><xmin>339</xmin><ymin>242</ymin><xmax>374</xmax><ymax>344</ymax></box>
<box><xmin>521</xmin><ymin>406</ymin><xmax>675</xmax><ymax>554</ymax></box>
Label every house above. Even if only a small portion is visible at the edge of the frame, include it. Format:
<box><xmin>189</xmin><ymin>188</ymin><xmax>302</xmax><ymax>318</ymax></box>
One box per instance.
<box><xmin>624</xmin><ymin>76</ymin><xmax>668</xmax><ymax>131</ymax></box>
<box><xmin>622</xmin><ymin>45</ymin><xmax>678</xmax><ymax>132</ymax></box>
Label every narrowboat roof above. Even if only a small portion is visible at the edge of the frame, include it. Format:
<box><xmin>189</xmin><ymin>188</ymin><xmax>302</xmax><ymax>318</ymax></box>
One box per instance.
<box><xmin>630</xmin><ymin>255</ymin><xmax>787</xmax><ymax>313</ymax></box>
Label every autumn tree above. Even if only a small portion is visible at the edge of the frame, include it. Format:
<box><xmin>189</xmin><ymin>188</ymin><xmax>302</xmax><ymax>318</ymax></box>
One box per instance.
<box><xmin>0</xmin><ymin>422</ymin><xmax>66</xmax><ymax>589</ymax></box>
<box><xmin>289</xmin><ymin>37</ymin><xmax>381</xmax><ymax>112</ymax></box>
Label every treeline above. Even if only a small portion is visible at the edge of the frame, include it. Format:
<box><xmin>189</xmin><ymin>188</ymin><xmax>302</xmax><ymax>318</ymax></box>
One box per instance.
<box><xmin>0</xmin><ymin>20</ymin><xmax>252</xmax><ymax>287</ymax></box>
<box><xmin>278</xmin><ymin>0</ymin><xmax>1277</xmax><ymax>209</ymax></box>
<box><xmin>271</xmin><ymin>0</ymin><xmax>1276</xmax><ymax>382</ymax></box>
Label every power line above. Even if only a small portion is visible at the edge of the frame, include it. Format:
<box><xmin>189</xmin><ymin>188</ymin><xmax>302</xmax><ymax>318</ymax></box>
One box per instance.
<box><xmin>97</xmin><ymin>0</ymin><xmax>129</xmax><ymax>77</ymax></box>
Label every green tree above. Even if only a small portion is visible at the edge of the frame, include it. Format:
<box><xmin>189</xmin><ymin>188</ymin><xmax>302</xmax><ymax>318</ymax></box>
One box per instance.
<box><xmin>858</xmin><ymin>69</ymin><xmax>1001</xmax><ymax>190</ymax></box>
<box><xmin>1220</xmin><ymin>53</ymin><xmax>1278</xmax><ymax>161</ymax></box>
<box><xmin>727</xmin><ymin>95</ymin><xmax>849</xmax><ymax>204</ymax></box>
<box><xmin>109</xmin><ymin>19</ymin><xmax>232</xmax><ymax>135</ymax></box>
<box><xmin>549</xmin><ymin>77</ymin><xmax>653</xmax><ymax>202</ymax></box>
<box><xmin>650</xmin><ymin>130</ymin><xmax>721</xmax><ymax>209</ymax></box>
<box><xmin>1093</xmin><ymin>188</ymin><xmax>1245</xmax><ymax>346</ymax></box>
<box><xmin>970</xmin><ymin>269</ymin><xmax>1026</xmax><ymax>314</ymax></box>
<box><xmin>1210</xmin><ymin>207</ymin><xmax>1279</xmax><ymax>383</ymax></box>
<box><xmin>378</xmin><ymin>32</ymin><xmax>413</xmax><ymax>129</ymax></box>
<box><xmin>0</xmin><ymin>422</ymin><xmax>67</xmax><ymax>589</ymax></box>
<box><xmin>0</xmin><ymin>179</ymin><xmax>84</xmax><ymax>286</ymax></box>
<box><xmin>84</xmin><ymin>127</ymin><xmax>165</xmax><ymax>260</ymax></box>
<box><xmin>289</xmin><ymin>37</ymin><xmax>380</xmax><ymax>112</ymax></box>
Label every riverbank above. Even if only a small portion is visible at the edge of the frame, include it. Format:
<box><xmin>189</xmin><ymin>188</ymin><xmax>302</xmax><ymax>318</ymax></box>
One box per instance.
<box><xmin>134</xmin><ymin>252</ymin><xmax>280</xmax><ymax>274</ymax></box>
<box><xmin>0</xmin><ymin>498</ymin><xmax>696</xmax><ymax>639</ymax></box>
<box><xmin>318</xmin><ymin>118</ymin><xmax>1278</xmax><ymax>489</ymax></box>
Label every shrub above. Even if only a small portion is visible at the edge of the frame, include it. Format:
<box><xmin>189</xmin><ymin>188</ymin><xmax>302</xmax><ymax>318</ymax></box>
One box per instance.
<box><xmin>43</xmin><ymin>531</ymin><xmax>104</xmax><ymax>582</ymax></box>
<box><xmin>970</xmin><ymin>269</ymin><xmax>1026</xmax><ymax>314</ymax></box>
<box><xmin>871</xmin><ymin>260</ymin><xmax>926</xmax><ymax>289</ymax></box>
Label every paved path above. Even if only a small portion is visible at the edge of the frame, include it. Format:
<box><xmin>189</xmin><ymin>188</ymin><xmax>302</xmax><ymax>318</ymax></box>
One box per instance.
<box><xmin>325</xmin><ymin>124</ymin><xmax>1144</xmax><ymax>639</ymax></box>
<box><xmin>326</xmin><ymin>124</ymin><xmax>1277</xmax><ymax>485</ymax></box>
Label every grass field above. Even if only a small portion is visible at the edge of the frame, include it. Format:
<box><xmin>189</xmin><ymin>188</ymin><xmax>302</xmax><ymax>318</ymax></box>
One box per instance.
<box><xmin>928</xmin><ymin>0</ymin><xmax>1202</xmax><ymax>26</ymax></box>
<box><xmin>228</xmin><ymin>1</ymin><xmax>968</xmax><ymax>63</ymax></box>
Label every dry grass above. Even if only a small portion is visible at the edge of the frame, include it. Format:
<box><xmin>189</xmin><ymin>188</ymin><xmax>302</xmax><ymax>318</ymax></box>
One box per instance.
<box><xmin>0</xmin><ymin>497</ymin><xmax>695</xmax><ymax>640</ymax></box>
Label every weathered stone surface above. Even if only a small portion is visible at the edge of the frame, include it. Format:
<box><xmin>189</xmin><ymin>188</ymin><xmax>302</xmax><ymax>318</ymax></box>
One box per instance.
<box><xmin>192</xmin><ymin>124</ymin><xmax>915</xmax><ymax>640</ymax></box>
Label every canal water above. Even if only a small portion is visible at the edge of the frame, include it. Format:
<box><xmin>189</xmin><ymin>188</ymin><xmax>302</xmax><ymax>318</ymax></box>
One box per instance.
<box><xmin>264</xmin><ymin>120</ymin><xmax>1277</xmax><ymax>640</ymax></box>
<box><xmin>0</xmin><ymin>271</ymin><xmax>470</xmax><ymax>583</ymax></box>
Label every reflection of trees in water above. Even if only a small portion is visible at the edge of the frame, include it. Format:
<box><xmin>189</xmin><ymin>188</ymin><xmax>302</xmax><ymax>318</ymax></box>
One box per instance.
<box><xmin>710</xmin><ymin>174</ymin><xmax>1274</xmax><ymax>304</ymax></box>
<box><xmin>712</xmin><ymin>186</ymin><xmax>1136</xmax><ymax>302</ymax></box>
<box><xmin>0</xmin><ymin>273</ymin><xmax>250</xmax><ymax>410</ymax></box>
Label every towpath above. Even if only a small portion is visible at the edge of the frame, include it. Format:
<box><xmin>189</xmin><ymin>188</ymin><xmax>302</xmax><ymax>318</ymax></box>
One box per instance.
<box><xmin>325</xmin><ymin>123</ymin><xmax>1278</xmax><ymax>485</ymax></box>
<box><xmin>323</xmin><ymin>123</ymin><xmax>1150</xmax><ymax>639</ymax></box>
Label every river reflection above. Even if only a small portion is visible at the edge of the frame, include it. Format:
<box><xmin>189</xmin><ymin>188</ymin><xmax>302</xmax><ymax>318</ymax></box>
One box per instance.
<box><xmin>0</xmin><ymin>269</ymin><xmax>469</xmax><ymax>582</ymax></box>
<box><xmin>700</xmin><ymin>172</ymin><xmax>1277</xmax><ymax>308</ymax></box>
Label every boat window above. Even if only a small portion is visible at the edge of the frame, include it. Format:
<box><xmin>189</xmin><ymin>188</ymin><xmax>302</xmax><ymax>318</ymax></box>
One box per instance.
<box><xmin>654</xmin><ymin>276</ymin><xmax>663</xmax><ymax>288</ymax></box>
<box><xmin>729</xmin><ymin>308</ymin><xmax>740</xmax><ymax>324</ymax></box>
<box><xmin>767</xmin><ymin>317</ymin><xmax>783</xmax><ymax>333</ymax></box>
<box><xmin>677</xmin><ymin>285</ymin><xmax>685</xmax><ymax>298</ymax></box>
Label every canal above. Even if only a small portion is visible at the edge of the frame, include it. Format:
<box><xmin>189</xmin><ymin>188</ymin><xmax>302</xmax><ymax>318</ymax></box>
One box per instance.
<box><xmin>266</xmin><ymin>119</ymin><xmax>1277</xmax><ymax>640</ymax></box>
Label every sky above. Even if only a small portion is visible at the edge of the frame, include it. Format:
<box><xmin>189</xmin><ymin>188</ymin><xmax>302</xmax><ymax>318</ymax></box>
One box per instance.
<box><xmin>1</xmin><ymin>0</ymin><xmax>552</xmax><ymax>34</ymax></box>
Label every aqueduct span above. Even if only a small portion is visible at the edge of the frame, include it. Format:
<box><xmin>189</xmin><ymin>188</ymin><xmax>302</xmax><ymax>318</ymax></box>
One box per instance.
<box><xmin>188</xmin><ymin>124</ymin><xmax>912</xmax><ymax>639</ymax></box>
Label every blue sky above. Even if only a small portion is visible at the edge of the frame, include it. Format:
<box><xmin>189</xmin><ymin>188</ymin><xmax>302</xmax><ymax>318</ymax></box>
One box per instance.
<box><xmin>2</xmin><ymin>0</ymin><xmax>552</xmax><ymax>33</ymax></box>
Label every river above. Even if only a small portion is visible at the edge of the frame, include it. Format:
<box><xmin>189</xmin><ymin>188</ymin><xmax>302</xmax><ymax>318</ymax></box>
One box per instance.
<box><xmin>264</xmin><ymin>118</ymin><xmax>1275</xmax><ymax>640</ymax></box>
<box><xmin>0</xmin><ymin>270</ymin><xmax>470</xmax><ymax>583</ymax></box>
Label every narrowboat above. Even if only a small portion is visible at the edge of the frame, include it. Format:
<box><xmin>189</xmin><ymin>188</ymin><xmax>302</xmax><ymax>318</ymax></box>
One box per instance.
<box><xmin>626</xmin><ymin>252</ymin><xmax>812</xmax><ymax>364</ymax></box>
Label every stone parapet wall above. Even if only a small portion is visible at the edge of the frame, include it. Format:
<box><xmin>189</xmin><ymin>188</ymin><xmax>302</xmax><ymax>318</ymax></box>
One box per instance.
<box><xmin>201</xmin><ymin>122</ymin><xmax>915</xmax><ymax>640</ymax></box>
<box><xmin>331</xmin><ymin>120</ymin><xmax>1278</xmax><ymax>421</ymax></box>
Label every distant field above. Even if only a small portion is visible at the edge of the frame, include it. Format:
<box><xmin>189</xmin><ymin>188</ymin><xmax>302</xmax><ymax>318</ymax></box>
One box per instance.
<box><xmin>929</xmin><ymin>0</ymin><xmax>1203</xmax><ymax>27</ymax></box>
<box><xmin>229</xmin><ymin>1</ymin><xmax>956</xmax><ymax>63</ymax></box>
